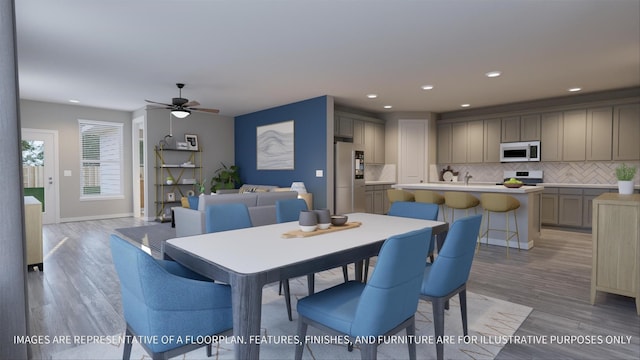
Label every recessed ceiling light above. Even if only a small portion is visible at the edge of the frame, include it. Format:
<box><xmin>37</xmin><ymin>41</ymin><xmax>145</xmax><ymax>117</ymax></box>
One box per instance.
<box><xmin>485</xmin><ymin>71</ymin><xmax>502</xmax><ymax>78</ymax></box>
<box><xmin>383</xmin><ymin>105</ymin><xmax>393</xmax><ymax>109</ymax></box>
<box><xmin>68</xmin><ymin>99</ymin><xmax>80</xmax><ymax>103</ymax></box>
<box><xmin>461</xmin><ymin>104</ymin><xmax>471</xmax><ymax>108</ymax></box>
<box><xmin>421</xmin><ymin>85</ymin><xmax>434</xmax><ymax>90</ymax></box>
<box><xmin>568</xmin><ymin>87</ymin><xmax>582</xmax><ymax>92</ymax></box>
<box><xmin>366</xmin><ymin>94</ymin><xmax>378</xmax><ymax>99</ymax></box>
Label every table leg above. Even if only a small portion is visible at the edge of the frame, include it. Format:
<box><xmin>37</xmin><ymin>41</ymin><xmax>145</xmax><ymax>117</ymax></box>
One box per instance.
<box><xmin>354</xmin><ymin>260</ymin><xmax>364</xmax><ymax>282</ymax></box>
<box><xmin>307</xmin><ymin>274</ymin><xmax>315</xmax><ymax>295</ymax></box>
<box><xmin>231</xmin><ymin>274</ymin><xmax>263</xmax><ymax>360</ymax></box>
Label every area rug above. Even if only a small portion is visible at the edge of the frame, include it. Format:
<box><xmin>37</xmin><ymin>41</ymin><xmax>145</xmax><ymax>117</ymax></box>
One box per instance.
<box><xmin>114</xmin><ymin>223</ymin><xmax>175</xmax><ymax>254</ymax></box>
<box><xmin>51</xmin><ymin>267</ymin><xmax>532</xmax><ymax>360</ymax></box>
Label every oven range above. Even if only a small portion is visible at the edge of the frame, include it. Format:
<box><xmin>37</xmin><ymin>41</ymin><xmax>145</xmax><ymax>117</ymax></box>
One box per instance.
<box><xmin>496</xmin><ymin>170</ymin><xmax>544</xmax><ymax>186</ymax></box>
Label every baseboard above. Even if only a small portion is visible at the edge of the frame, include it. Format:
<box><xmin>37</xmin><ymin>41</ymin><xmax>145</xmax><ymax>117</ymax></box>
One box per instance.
<box><xmin>59</xmin><ymin>213</ymin><xmax>134</xmax><ymax>223</ymax></box>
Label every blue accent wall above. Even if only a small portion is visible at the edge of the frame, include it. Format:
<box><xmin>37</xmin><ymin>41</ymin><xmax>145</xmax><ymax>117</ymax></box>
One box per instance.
<box><xmin>235</xmin><ymin>96</ymin><xmax>328</xmax><ymax>209</ymax></box>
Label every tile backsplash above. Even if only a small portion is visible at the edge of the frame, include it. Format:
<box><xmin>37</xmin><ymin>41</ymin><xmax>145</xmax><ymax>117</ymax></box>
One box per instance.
<box><xmin>366</xmin><ymin>164</ymin><xmax>396</xmax><ymax>182</ymax></box>
<box><xmin>436</xmin><ymin>161</ymin><xmax>640</xmax><ymax>185</ymax></box>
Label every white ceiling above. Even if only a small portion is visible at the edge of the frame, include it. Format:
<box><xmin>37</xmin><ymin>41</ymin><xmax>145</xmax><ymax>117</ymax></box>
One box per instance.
<box><xmin>14</xmin><ymin>0</ymin><xmax>640</xmax><ymax>117</ymax></box>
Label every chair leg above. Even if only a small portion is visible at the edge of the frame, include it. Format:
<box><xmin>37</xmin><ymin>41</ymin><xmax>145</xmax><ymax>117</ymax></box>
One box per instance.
<box><xmin>432</xmin><ymin>298</ymin><xmax>446</xmax><ymax>360</ymax></box>
<box><xmin>514</xmin><ymin>210</ymin><xmax>521</xmax><ymax>251</ymax></box>
<box><xmin>206</xmin><ymin>343</ymin><xmax>212</xmax><ymax>357</ymax></box>
<box><xmin>360</xmin><ymin>343</ymin><xmax>378</xmax><ymax>360</ymax></box>
<box><xmin>485</xmin><ymin>211</ymin><xmax>491</xmax><ymax>247</ymax></box>
<box><xmin>283</xmin><ymin>279</ymin><xmax>293</xmax><ymax>321</ymax></box>
<box><xmin>123</xmin><ymin>328</ymin><xmax>133</xmax><ymax>360</ymax></box>
<box><xmin>406</xmin><ymin>318</ymin><xmax>417</xmax><ymax>360</ymax></box>
<box><xmin>505</xmin><ymin>212</ymin><xmax>510</xmax><ymax>258</ymax></box>
<box><xmin>363</xmin><ymin>258</ymin><xmax>370</xmax><ymax>283</ymax></box>
<box><xmin>459</xmin><ymin>289</ymin><xmax>468</xmax><ymax>336</ymax></box>
<box><xmin>342</xmin><ymin>265</ymin><xmax>349</xmax><ymax>282</ymax></box>
<box><xmin>278</xmin><ymin>281</ymin><xmax>283</xmax><ymax>295</ymax></box>
<box><xmin>294</xmin><ymin>318</ymin><xmax>308</xmax><ymax>360</ymax></box>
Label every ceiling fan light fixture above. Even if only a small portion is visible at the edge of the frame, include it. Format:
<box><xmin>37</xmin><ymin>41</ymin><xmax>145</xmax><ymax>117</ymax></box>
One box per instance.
<box><xmin>171</xmin><ymin>109</ymin><xmax>191</xmax><ymax>118</ymax></box>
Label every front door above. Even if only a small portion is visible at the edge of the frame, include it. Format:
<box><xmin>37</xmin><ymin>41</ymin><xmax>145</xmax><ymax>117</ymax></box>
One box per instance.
<box><xmin>21</xmin><ymin>129</ymin><xmax>58</xmax><ymax>224</ymax></box>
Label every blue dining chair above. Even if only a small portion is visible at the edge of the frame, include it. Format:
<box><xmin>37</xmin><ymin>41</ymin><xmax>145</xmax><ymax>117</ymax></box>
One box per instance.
<box><xmin>420</xmin><ymin>214</ymin><xmax>482</xmax><ymax>360</ymax></box>
<box><xmin>295</xmin><ymin>227</ymin><xmax>433</xmax><ymax>360</ymax></box>
<box><xmin>205</xmin><ymin>202</ymin><xmax>252</xmax><ymax>233</ymax></box>
<box><xmin>276</xmin><ymin>198</ymin><xmax>352</xmax><ymax>321</ymax></box>
<box><xmin>359</xmin><ymin>201</ymin><xmax>440</xmax><ymax>282</ymax></box>
<box><xmin>110</xmin><ymin>235</ymin><xmax>233</xmax><ymax>360</ymax></box>
<box><xmin>388</xmin><ymin>201</ymin><xmax>439</xmax><ymax>261</ymax></box>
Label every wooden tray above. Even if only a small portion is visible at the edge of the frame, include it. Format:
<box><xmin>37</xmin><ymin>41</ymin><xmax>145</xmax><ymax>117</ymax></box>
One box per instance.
<box><xmin>281</xmin><ymin>221</ymin><xmax>362</xmax><ymax>238</ymax></box>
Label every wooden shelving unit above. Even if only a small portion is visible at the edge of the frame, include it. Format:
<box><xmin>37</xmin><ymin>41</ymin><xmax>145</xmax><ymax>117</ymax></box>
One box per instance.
<box><xmin>155</xmin><ymin>146</ymin><xmax>202</xmax><ymax>222</ymax></box>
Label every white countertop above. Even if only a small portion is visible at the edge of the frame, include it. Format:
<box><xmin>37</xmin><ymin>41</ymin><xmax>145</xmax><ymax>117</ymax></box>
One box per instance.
<box><xmin>365</xmin><ymin>180</ymin><xmax>396</xmax><ymax>185</ymax></box>
<box><xmin>393</xmin><ymin>182</ymin><xmax>544</xmax><ymax>194</ymax></box>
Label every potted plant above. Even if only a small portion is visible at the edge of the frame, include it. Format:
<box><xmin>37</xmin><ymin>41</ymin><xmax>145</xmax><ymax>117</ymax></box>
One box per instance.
<box><xmin>210</xmin><ymin>163</ymin><xmax>241</xmax><ymax>193</ymax></box>
<box><xmin>195</xmin><ymin>179</ymin><xmax>207</xmax><ymax>195</ymax></box>
<box><xmin>615</xmin><ymin>163</ymin><xmax>637</xmax><ymax>195</ymax></box>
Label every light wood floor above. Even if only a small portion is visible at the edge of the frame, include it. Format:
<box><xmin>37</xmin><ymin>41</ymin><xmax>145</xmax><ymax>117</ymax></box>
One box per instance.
<box><xmin>27</xmin><ymin>218</ymin><xmax>640</xmax><ymax>359</ymax></box>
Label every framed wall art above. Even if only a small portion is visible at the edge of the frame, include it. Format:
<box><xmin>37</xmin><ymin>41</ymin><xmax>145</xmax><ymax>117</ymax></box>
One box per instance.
<box><xmin>256</xmin><ymin>120</ymin><xmax>294</xmax><ymax>170</ymax></box>
<box><xmin>185</xmin><ymin>134</ymin><xmax>198</xmax><ymax>150</ymax></box>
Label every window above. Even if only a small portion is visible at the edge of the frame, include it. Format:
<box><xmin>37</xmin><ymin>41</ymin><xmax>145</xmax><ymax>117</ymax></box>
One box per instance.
<box><xmin>79</xmin><ymin>120</ymin><xmax>124</xmax><ymax>199</ymax></box>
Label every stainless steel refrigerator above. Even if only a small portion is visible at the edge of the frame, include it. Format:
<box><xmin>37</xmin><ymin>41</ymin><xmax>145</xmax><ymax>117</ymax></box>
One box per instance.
<box><xmin>334</xmin><ymin>141</ymin><xmax>365</xmax><ymax>214</ymax></box>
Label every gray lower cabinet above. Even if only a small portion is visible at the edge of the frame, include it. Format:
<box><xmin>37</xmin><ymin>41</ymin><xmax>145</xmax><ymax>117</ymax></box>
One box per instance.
<box><xmin>558</xmin><ymin>188</ymin><xmax>583</xmax><ymax>227</ymax></box>
<box><xmin>542</xmin><ymin>187</ymin><xmax>612</xmax><ymax>228</ymax></box>
<box><xmin>541</xmin><ymin>188</ymin><xmax>559</xmax><ymax>225</ymax></box>
<box><xmin>365</xmin><ymin>184</ymin><xmax>391</xmax><ymax>214</ymax></box>
<box><xmin>583</xmin><ymin>189</ymin><xmax>610</xmax><ymax>228</ymax></box>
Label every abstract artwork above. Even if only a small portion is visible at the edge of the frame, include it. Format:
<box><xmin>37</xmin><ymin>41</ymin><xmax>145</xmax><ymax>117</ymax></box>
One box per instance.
<box><xmin>257</xmin><ymin>120</ymin><xmax>294</xmax><ymax>170</ymax></box>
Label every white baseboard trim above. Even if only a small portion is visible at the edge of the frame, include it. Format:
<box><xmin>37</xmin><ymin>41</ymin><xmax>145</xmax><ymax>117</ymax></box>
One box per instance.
<box><xmin>59</xmin><ymin>213</ymin><xmax>134</xmax><ymax>223</ymax></box>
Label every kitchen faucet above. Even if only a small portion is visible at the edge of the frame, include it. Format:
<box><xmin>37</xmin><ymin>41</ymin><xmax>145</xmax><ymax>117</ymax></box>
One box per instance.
<box><xmin>464</xmin><ymin>172</ymin><xmax>472</xmax><ymax>185</ymax></box>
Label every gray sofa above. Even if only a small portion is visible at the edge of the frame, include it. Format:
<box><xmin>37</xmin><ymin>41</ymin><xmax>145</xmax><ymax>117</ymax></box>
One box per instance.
<box><xmin>173</xmin><ymin>190</ymin><xmax>298</xmax><ymax>237</ymax></box>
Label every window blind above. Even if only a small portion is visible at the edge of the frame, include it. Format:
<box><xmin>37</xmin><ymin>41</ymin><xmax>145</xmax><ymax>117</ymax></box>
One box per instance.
<box><xmin>79</xmin><ymin>120</ymin><xmax>123</xmax><ymax>198</ymax></box>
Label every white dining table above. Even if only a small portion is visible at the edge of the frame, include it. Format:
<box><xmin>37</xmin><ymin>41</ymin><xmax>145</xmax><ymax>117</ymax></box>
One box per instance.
<box><xmin>163</xmin><ymin>212</ymin><xmax>448</xmax><ymax>360</ymax></box>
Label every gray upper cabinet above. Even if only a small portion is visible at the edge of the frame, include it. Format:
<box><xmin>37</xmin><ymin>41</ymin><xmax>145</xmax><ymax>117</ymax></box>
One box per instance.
<box><xmin>451</xmin><ymin>122</ymin><xmax>468</xmax><ymax>163</ymax></box>
<box><xmin>501</xmin><ymin>116</ymin><xmax>520</xmax><ymax>142</ymax></box>
<box><xmin>467</xmin><ymin>120</ymin><xmax>484</xmax><ymax>163</ymax></box>
<box><xmin>586</xmin><ymin>107</ymin><xmax>613</xmax><ymax>161</ymax></box>
<box><xmin>520</xmin><ymin>114</ymin><xmax>541</xmax><ymax>141</ymax></box>
<box><xmin>353</xmin><ymin>119</ymin><xmax>364</xmax><ymax>147</ymax></box>
<box><xmin>335</xmin><ymin>115</ymin><xmax>353</xmax><ymax>138</ymax></box>
<box><xmin>437</xmin><ymin>123</ymin><xmax>452</xmax><ymax>164</ymax></box>
<box><xmin>541</xmin><ymin>112</ymin><xmax>563</xmax><ymax>161</ymax></box>
<box><xmin>562</xmin><ymin>109</ymin><xmax>587</xmax><ymax>161</ymax></box>
<box><xmin>364</xmin><ymin>121</ymin><xmax>385</xmax><ymax>164</ymax></box>
<box><xmin>613</xmin><ymin>103</ymin><xmax>640</xmax><ymax>160</ymax></box>
<box><xmin>484</xmin><ymin>118</ymin><xmax>501</xmax><ymax>162</ymax></box>
<box><xmin>501</xmin><ymin>115</ymin><xmax>540</xmax><ymax>142</ymax></box>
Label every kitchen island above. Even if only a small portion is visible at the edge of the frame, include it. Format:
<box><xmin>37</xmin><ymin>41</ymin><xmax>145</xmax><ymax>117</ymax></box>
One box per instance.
<box><xmin>393</xmin><ymin>182</ymin><xmax>544</xmax><ymax>250</ymax></box>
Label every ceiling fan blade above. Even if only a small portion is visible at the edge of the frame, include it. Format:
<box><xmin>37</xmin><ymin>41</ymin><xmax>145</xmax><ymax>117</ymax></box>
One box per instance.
<box><xmin>147</xmin><ymin>105</ymin><xmax>171</xmax><ymax>110</ymax></box>
<box><xmin>145</xmin><ymin>99</ymin><xmax>172</xmax><ymax>106</ymax></box>
<box><xmin>182</xmin><ymin>100</ymin><xmax>200</xmax><ymax>107</ymax></box>
<box><xmin>190</xmin><ymin>107</ymin><xmax>220</xmax><ymax>114</ymax></box>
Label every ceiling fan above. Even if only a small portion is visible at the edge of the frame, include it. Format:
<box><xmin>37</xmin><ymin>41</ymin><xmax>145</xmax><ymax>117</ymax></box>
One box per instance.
<box><xmin>145</xmin><ymin>83</ymin><xmax>220</xmax><ymax>118</ymax></box>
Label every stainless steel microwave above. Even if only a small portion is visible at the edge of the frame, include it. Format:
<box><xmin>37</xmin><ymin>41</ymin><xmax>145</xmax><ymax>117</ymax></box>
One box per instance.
<box><xmin>500</xmin><ymin>141</ymin><xmax>540</xmax><ymax>162</ymax></box>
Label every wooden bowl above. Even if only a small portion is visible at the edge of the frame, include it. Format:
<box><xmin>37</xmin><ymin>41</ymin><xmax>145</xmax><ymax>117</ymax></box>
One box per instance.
<box><xmin>331</xmin><ymin>215</ymin><xmax>348</xmax><ymax>226</ymax></box>
<box><xmin>503</xmin><ymin>183</ymin><xmax>523</xmax><ymax>188</ymax></box>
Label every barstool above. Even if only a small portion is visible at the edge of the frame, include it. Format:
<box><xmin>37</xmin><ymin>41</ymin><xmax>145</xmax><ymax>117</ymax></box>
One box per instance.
<box><xmin>444</xmin><ymin>191</ymin><xmax>479</xmax><ymax>222</ymax></box>
<box><xmin>386</xmin><ymin>189</ymin><xmax>415</xmax><ymax>204</ymax></box>
<box><xmin>479</xmin><ymin>193</ymin><xmax>521</xmax><ymax>257</ymax></box>
<box><xmin>414</xmin><ymin>190</ymin><xmax>446</xmax><ymax>222</ymax></box>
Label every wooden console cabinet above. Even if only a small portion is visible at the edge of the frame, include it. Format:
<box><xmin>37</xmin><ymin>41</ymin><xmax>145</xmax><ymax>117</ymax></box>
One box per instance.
<box><xmin>24</xmin><ymin>196</ymin><xmax>43</xmax><ymax>271</ymax></box>
<box><xmin>591</xmin><ymin>193</ymin><xmax>640</xmax><ymax>314</ymax></box>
